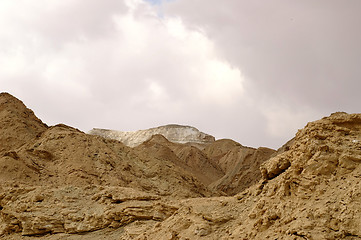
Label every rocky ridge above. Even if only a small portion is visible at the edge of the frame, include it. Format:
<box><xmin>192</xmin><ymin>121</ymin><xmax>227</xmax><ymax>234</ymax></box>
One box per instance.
<box><xmin>88</xmin><ymin>124</ymin><xmax>215</xmax><ymax>148</ymax></box>
<box><xmin>1</xmin><ymin>93</ymin><xmax>361</xmax><ymax>239</ymax></box>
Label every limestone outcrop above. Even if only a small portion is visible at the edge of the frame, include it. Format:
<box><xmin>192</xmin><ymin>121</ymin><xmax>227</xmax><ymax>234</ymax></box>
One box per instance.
<box><xmin>88</xmin><ymin>124</ymin><xmax>215</xmax><ymax>147</ymax></box>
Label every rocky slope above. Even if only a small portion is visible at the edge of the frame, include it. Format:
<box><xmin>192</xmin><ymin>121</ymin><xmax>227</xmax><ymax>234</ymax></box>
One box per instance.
<box><xmin>2</xmin><ymin>93</ymin><xmax>361</xmax><ymax>239</ymax></box>
<box><xmin>88</xmin><ymin>124</ymin><xmax>215</xmax><ymax>148</ymax></box>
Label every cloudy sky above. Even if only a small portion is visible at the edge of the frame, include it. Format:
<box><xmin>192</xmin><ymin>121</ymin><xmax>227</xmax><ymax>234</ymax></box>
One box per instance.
<box><xmin>1</xmin><ymin>0</ymin><xmax>360</xmax><ymax>149</ymax></box>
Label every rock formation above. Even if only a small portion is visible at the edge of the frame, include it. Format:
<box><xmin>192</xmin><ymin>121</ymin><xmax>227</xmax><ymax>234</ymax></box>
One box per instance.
<box><xmin>2</xmin><ymin>93</ymin><xmax>361</xmax><ymax>239</ymax></box>
<box><xmin>88</xmin><ymin>124</ymin><xmax>215</xmax><ymax>147</ymax></box>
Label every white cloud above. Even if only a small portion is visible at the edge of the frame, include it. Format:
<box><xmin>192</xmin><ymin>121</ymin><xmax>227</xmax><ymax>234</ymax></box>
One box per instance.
<box><xmin>166</xmin><ymin>17</ymin><xmax>188</xmax><ymax>39</ymax></box>
<box><xmin>198</xmin><ymin>59</ymin><xmax>243</xmax><ymax>105</ymax></box>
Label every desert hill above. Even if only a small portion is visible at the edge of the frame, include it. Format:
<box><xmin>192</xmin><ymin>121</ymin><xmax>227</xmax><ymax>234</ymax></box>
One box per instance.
<box><xmin>90</xmin><ymin>125</ymin><xmax>275</xmax><ymax>194</ymax></box>
<box><xmin>1</xmin><ymin>93</ymin><xmax>361</xmax><ymax>239</ymax></box>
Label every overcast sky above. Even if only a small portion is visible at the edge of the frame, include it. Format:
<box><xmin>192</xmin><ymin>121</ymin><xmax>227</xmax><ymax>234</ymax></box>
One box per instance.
<box><xmin>1</xmin><ymin>0</ymin><xmax>360</xmax><ymax>149</ymax></box>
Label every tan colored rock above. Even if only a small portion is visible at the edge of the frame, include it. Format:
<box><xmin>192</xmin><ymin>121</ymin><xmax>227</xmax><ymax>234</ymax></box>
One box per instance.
<box><xmin>0</xmin><ymin>186</ymin><xmax>178</xmax><ymax>237</ymax></box>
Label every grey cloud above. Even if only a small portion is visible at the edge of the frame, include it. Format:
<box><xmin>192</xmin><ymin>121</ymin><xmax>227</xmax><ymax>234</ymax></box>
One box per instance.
<box><xmin>165</xmin><ymin>0</ymin><xmax>361</xmax><ymax>107</ymax></box>
<box><xmin>32</xmin><ymin>0</ymin><xmax>127</xmax><ymax>45</ymax></box>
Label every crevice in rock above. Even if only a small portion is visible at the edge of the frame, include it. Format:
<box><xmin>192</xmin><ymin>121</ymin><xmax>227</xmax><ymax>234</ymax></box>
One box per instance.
<box><xmin>291</xmin><ymin>232</ymin><xmax>307</xmax><ymax>239</ymax></box>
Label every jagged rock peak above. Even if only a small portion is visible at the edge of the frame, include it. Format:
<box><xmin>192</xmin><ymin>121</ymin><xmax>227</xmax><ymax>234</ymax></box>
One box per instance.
<box><xmin>0</xmin><ymin>92</ymin><xmax>48</xmax><ymax>154</ymax></box>
<box><xmin>88</xmin><ymin>124</ymin><xmax>215</xmax><ymax>147</ymax></box>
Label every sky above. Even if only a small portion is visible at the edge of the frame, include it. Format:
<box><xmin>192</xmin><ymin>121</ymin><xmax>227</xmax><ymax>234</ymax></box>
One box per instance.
<box><xmin>1</xmin><ymin>0</ymin><xmax>360</xmax><ymax>149</ymax></box>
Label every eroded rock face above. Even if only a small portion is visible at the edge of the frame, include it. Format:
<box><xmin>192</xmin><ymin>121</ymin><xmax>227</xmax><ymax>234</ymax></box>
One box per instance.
<box><xmin>88</xmin><ymin>124</ymin><xmax>215</xmax><ymax>147</ymax></box>
<box><xmin>0</xmin><ymin>186</ymin><xmax>178</xmax><ymax>237</ymax></box>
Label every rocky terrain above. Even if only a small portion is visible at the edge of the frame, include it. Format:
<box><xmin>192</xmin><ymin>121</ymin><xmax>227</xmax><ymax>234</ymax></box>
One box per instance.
<box><xmin>1</xmin><ymin>92</ymin><xmax>361</xmax><ymax>239</ymax></box>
